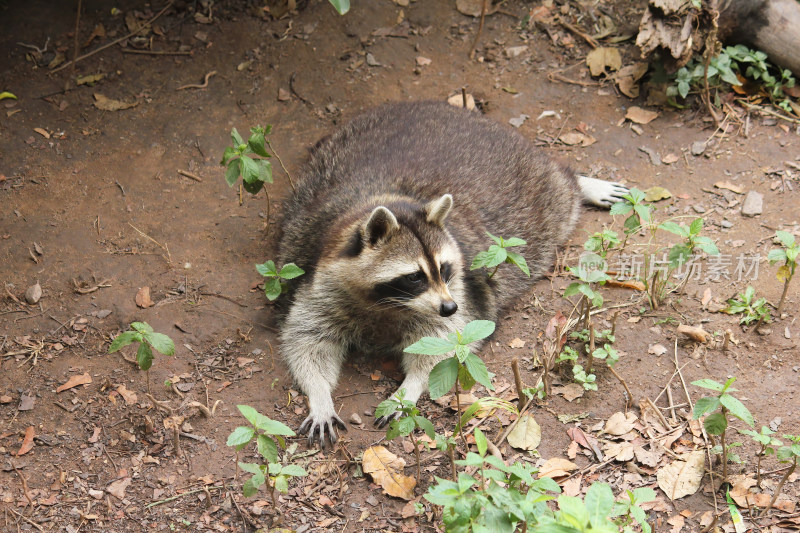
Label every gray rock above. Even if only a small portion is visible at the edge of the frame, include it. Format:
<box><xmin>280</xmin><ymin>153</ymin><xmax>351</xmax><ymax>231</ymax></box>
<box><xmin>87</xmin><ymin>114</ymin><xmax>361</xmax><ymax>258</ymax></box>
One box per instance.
<box><xmin>349</xmin><ymin>412</ymin><xmax>362</xmax><ymax>425</ymax></box>
<box><xmin>692</xmin><ymin>205</ymin><xmax>706</xmax><ymax>214</ymax></box>
<box><xmin>691</xmin><ymin>141</ymin><xmax>706</xmax><ymax>155</ymax></box>
<box><xmin>741</xmin><ymin>191</ymin><xmax>763</xmax><ymax>216</ymax></box>
<box><xmin>720</xmin><ymin>219</ymin><xmax>733</xmax><ymax>228</ymax></box>
<box><xmin>25</xmin><ymin>282</ymin><xmax>42</xmax><ymax>304</ymax></box>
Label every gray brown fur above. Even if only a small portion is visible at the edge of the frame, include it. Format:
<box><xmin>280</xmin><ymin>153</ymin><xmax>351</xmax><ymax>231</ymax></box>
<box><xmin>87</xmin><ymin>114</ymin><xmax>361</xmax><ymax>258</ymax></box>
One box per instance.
<box><xmin>277</xmin><ymin>101</ymin><xmax>586</xmax><ymax>446</ymax></box>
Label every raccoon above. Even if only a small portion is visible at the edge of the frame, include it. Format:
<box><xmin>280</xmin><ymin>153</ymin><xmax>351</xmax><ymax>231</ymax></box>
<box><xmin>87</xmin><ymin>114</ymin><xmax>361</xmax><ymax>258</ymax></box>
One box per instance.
<box><xmin>277</xmin><ymin>101</ymin><xmax>627</xmax><ymax>446</ymax></box>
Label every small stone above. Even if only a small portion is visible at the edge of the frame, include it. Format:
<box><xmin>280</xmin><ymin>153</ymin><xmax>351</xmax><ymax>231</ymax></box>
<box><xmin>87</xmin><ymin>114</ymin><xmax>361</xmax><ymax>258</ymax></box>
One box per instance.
<box><xmin>720</xmin><ymin>220</ymin><xmax>733</xmax><ymax>228</ymax></box>
<box><xmin>365</xmin><ymin>53</ymin><xmax>381</xmax><ymax>67</ymax></box>
<box><xmin>96</xmin><ymin>309</ymin><xmax>112</xmax><ymax>319</ymax></box>
<box><xmin>741</xmin><ymin>191</ymin><xmax>763</xmax><ymax>216</ymax></box>
<box><xmin>756</xmin><ymin>325</ymin><xmax>772</xmax><ymax>336</ymax></box>
<box><xmin>692</xmin><ymin>205</ymin><xmax>705</xmax><ymax>214</ymax></box>
<box><xmin>505</xmin><ymin>45</ymin><xmax>527</xmax><ymax>58</ymax></box>
<box><xmin>25</xmin><ymin>282</ymin><xmax>42</xmax><ymax>304</ymax></box>
<box><xmin>0</xmin><ymin>395</ymin><xmax>12</xmax><ymax>404</ymax></box>
<box><xmin>251</xmin><ymin>348</ymin><xmax>263</xmax><ymax>356</ymax></box>
<box><xmin>88</xmin><ymin>489</ymin><xmax>104</xmax><ymax>499</ymax></box>
<box><xmin>691</xmin><ymin>141</ymin><xmax>706</xmax><ymax>155</ymax></box>
<box><xmin>349</xmin><ymin>413</ymin><xmax>362</xmax><ymax>425</ymax></box>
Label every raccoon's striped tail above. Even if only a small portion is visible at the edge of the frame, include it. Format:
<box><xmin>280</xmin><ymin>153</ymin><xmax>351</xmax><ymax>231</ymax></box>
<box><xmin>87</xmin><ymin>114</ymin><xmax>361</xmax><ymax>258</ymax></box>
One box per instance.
<box><xmin>577</xmin><ymin>175</ymin><xmax>629</xmax><ymax>209</ymax></box>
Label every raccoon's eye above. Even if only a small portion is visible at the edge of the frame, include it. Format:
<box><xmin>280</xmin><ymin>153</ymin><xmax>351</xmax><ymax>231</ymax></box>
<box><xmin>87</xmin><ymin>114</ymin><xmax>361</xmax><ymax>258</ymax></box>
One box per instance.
<box><xmin>440</xmin><ymin>262</ymin><xmax>453</xmax><ymax>282</ymax></box>
<box><xmin>405</xmin><ymin>271</ymin><xmax>424</xmax><ymax>284</ymax></box>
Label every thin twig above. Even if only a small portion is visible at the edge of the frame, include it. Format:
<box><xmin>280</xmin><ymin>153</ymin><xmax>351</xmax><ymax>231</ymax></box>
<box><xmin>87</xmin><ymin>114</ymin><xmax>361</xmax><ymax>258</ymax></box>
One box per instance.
<box><xmin>468</xmin><ymin>0</ymin><xmax>489</xmax><ymax>59</ymax></box>
<box><xmin>121</xmin><ymin>49</ymin><xmax>192</xmax><ymax>56</ymax></box>
<box><xmin>177</xmin><ymin>169</ymin><xmax>203</xmax><ymax>182</ymax></box>
<box><xmin>69</xmin><ymin>0</ymin><xmax>82</xmax><ymax>90</ymax></box>
<box><xmin>266</xmin><ymin>139</ymin><xmax>295</xmax><ymax>191</ymax></box>
<box><xmin>52</xmin><ymin>0</ymin><xmax>175</xmax><ymax>73</ymax></box>
<box><xmin>176</xmin><ymin>70</ymin><xmax>216</xmax><ymax>90</ymax></box>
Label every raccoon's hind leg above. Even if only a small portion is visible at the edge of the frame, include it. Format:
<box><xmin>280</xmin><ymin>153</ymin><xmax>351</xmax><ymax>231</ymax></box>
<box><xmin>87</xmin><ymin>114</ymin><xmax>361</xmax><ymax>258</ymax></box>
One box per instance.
<box><xmin>281</xmin><ymin>311</ymin><xmax>347</xmax><ymax>447</ymax></box>
<box><xmin>578</xmin><ymin>175</ymin><xmax>628</xmax><ymax>209</ymax></box>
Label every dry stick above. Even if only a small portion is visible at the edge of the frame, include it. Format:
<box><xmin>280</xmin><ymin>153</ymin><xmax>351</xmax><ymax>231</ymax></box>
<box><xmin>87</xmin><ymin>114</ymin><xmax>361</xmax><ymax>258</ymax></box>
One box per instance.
<box><xmin>760</xmin><ymin>458</ymin><xmax>796</xmax><ymax>517</ymax></box>
<box><xmin>178</xmin><ymin>169</ymin><xmax>202</xmax><ymax>182</ymax></box>
<box><xmin>5</xmin><ymin>507</ymin><xmax>44</xmax><ymax>532</ymax></box>
<box><xmin>776</xmin><ymin>278</ymin><xmax>791</xmax><ymax>315</ymax></box>
<box><xmin>121</xmin><ymin>49</ymin><xmax>191</xmax><ymax>56</ymax></box>
<box><xmin>12</xmin><ymin>461</ymin><xmax>34</xmax><ymax>508</ymax></box>
<box><xmin>52</xmin><ymin>0</ymin><xmax>175</xmax><ymax>73</ymax></box>
<box><xmin>468</xmin><ymin>0</ymin><xmax>488</xmax><ymax>59</ymax></box>
<box><xmin>608</xmin><ymin>365</ymin><xmax>633</xmax><ymax>410</ymax></box>
<box><xmin>266</xmin><ymin>140</ymin><xmax>295</xmax><ymax>191</ymax></box>
<box><xmin>176</xmin><ymin>70</ymin><xmax>216</xmax><ymax>90</ymax></box>
<box><xmin>461</xmin><ymin>87</ymin><xmax>467</xmax><ymax>108</ymax></box>
<box><xmin>69</xmin><ymin>0</ymin><xmax>82</xmax><ymax>91</ymax></box>
<box><xmin>128</xmin><ymin>222</ymin><xmax>171</xmax><ymax>264</ymax></box>
<box><xmin>264</xmin><ymin>188</ymin><xmax>271</xmax><ymax>235</ymax></box>
<box><xmin>511</xmin><ymin>358</ymin><xmax>525</xmax><ymax>410</ymax></box>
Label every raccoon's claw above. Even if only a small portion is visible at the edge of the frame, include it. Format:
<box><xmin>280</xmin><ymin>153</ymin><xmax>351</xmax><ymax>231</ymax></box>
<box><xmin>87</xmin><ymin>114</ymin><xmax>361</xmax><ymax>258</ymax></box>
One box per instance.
<box><xmin>374</xmin><ymin>410</ymin><xmax>403</xmax><ymax>429</ymax></box>
<box><xmin>577</xmin><ymin>175</ymin><xmax>629</xmax><ymax>209</ymax></box>
<box><xmin>299</xmin><ymin>413</ymin><xmax>347</xmax><ymax>448</ymax></box>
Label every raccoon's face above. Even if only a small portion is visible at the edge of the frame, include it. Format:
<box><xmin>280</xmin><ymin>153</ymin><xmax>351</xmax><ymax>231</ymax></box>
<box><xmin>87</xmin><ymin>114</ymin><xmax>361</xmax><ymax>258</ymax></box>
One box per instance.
<box><xmin>328</xmin><ymin>194</ymin><xmax>464</xmax><ymax>318</ymax></box>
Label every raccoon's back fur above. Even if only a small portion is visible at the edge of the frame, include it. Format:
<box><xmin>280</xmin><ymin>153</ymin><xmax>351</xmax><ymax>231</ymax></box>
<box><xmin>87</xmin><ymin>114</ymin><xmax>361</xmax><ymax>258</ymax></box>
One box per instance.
<box><xmin>277</xmin><ymin>101</ymin><xmax>582</xmax><ymax>445</ymax></box>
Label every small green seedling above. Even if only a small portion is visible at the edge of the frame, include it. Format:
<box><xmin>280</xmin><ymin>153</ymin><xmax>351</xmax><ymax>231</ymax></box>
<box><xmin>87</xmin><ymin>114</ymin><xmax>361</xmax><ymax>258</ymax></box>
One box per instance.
<box><xmin>692</xmin><ymin>377</ymin><xmax>754</xmax><ymax>481</ymax></box>
<box><xmin>740</xmin><ymin>426</ymin><xmax>782</xmax><ymax>487</ymax></box>
<box><xmin>610</xmin><ymin>188</ymin><xmax>652</xmax><ymax>235</ymax></box>
<box><xmin>659</xmin><ymin>217</ymin><xmax>720</xmax><ymax>268</ymax></box>
<box><xmin>255</xmin><ymin>260</ymin><xmax>305</xmax><ymax>301</ymax></box>
<box><xmin>612</xmin><ymin>487</ymin><xmax>657</xmax><ymax>533</ymax></box>
<box><xmin>109</xmin><ymin>322</ymin><xmax>175</xmax><ymax>392</ymax></box>
<box><xmin>572</xmin><ymin>364</ymin><xmax>597</xmax><ymax>391</ymax></box>
<box><xmin>405</xmin><ymin>320</ymin><xmax>496</xmax><ymax>401</ymax></box>
<box><xmin>767</xmin><ymin>230</ymin><xmax>798</xmax><ymax>315</ymax></box>
<box><xmin>221</xmin><ymin>126</ymin><xmax>273</xmax><ymax>194</ymax></box>
<box><xmin>584</xmin><ymin>228</ymin><xmax>621</xmax><ymax>260</ymax></box>
<box><xmin>724</xmin><ymin>286</ymin><xmax>771</xmax><ymax>326</ymax></box>
<box><xmin>226</xmin><ymin>405</ymin><xmax>306</xmax><ymax>508</ymax></box>
<box><xmin>764</xmin><ymin>435</ymin><xmax>800</xmax><ymax>515</ymax></box>
<box><xmin>374</xmin><ymin>389</ymin><xmax>436</xmax><ymax>484</ymax></box>
<box><xmin>470</xmin><ymin>232</ymin><xmax>530</xmax><ymax>279</ymax></box>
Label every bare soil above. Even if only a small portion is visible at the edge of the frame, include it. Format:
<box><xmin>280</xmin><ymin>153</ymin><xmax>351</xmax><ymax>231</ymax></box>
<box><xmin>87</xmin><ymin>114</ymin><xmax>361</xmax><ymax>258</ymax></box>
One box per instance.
<box><xmin>1</xmin><ymin>1</ymin><xmax>798</xmax><ymax>532</ymax></box>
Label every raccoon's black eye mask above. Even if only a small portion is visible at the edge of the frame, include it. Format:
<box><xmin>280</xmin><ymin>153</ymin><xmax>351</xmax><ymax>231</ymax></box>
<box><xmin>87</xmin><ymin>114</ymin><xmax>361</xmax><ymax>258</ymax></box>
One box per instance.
<box><xmin>440</xmin><ymin>262</ymin><xmax>453</xmax><ymax>283</ymax></box>
<box><xmin>372</xmin><ymin>271</ymin><xmax>429</xmax><ymax>300</ymax></box>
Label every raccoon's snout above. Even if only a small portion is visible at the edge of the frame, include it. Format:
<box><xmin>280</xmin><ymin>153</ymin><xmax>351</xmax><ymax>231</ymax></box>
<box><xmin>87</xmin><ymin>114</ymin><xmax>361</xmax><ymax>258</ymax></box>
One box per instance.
<box><xmin>439</xmin><ymin>300</ymin><xmax>458</xmax><ymax>317</ymax></box>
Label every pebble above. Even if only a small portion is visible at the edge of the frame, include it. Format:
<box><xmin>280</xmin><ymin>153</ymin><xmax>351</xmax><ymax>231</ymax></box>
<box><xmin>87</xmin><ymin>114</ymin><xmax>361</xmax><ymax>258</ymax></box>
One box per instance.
<box><xmin>741</xmin><ymin>191</ymin><xmax>763</xmax><ymax>216</ymax></box>
<box><xmin>720</xmin><ymin>220</ymin><xmax>733</xmax><ymax>228</ymax></box>
<box><xmin>505</xmin><ymin>45</ymin><xmax>527</xmax><ymax>58</ymax></box>
<box><xmin>691</xmin><ymin>141</ymin><xmax>706</xmax><ymax>155</ymax></box>
<box><xmin>88</xmin><ymin>489</ymin><xmax>104</xmax><ymax>500</ymax></box>
<box><xmin>349</xmin><ymin>413</ymin><xmax>362</xmax><ymax>425</ymax></box>
<box><xmin>691</xmin><ymin>205</ymin><xmax>705</xmax><ymax>214</ymax></box>
<box><xmin>25</xmin><ymin>282</ymin><xmax>42</xmax><ymax>304</ymax></box>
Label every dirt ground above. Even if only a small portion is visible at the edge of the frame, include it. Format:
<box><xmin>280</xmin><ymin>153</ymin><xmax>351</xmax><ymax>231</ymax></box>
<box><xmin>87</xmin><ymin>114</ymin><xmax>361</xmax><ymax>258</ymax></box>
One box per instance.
<box><xmin>1</xmin><ymin>0</ymin><xmax>799</xmax><ymax>532</ymax></box>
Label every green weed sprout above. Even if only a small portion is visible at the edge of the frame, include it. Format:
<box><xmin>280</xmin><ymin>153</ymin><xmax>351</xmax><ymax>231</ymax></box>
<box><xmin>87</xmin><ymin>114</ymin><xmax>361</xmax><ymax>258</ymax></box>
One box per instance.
<box><xmin>109</xmin><ymin>322</ymin><xmax>175</xmax><ymax>392</ymax></box>
<box><xmin>374</xmin><ymin>389</ymin><xmax>435</xmax><ymax>485</ymax></box>
<box><xmin>763</xmin><ymin>435</ymin><xmax>800</xmax><ymax>516</ymax></box>
<box><xmin>255</xmin><ymin>260</ymin><xmax>305</xmax><ymax>301</ymax></box>
<box><xmin>572</xmin><ymin>364</ymin><xmax>597</xmax><ymax>391</ymax></box>
<box><xmin>724</xmin><ymin>286</ymin><xmax>771</xmax><ymax>326</ymax></box>
<box><xmin>470</xmin><ymin>232</ymin><xmax>530</xmax><ymax>279</ymax></box>
<box><xmin>740</xmin><ymin>426</ymin><xmax>782</xmax><ymax>487</ymax></box>
<box><xmin>767</xmin><ymin>230</ymin><xmax>798</xmax><ymax>315</ymax></box>
<box><xmin>221</xmin><ymin>126</ymin><xmax>273</xmax><ymax>194</ymax></box>
<box><xmin>692</xmin><ymin>377</ymin><xmax>754</xmax><ymax>482</ymax></box>
<box><xmin>610</xmin><ymin>188</ymin><xmax>652</xmax><ymax>236</ymax></box>
<box><xmin>226</xmin><ymin>405</ymin><xmax>306</xmax><ymax>508</ymax></box>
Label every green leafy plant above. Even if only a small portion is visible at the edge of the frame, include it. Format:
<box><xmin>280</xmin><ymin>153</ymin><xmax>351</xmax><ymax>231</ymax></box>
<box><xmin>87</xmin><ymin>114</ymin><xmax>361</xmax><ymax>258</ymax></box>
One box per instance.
<box><xmin>328</xmin><ymin>0</ymin><xmax>350</xmax><ymax>14</ymax></box>
<box><xmin>767</xmin><ymin>230</ymin><xmax>798</xmax><ymax>315</ymax></box>
<box><xmin>470</xmin><ymin>232</ymin><xmax>530</xmax><ymax>279</ymax></box>
<box><xmin>572</xmin><ymin>364</ymin><xmax>597</xmax><ymax>391</ymax></box>
<box><xmin>724</xmin><ymin>286</ymin><xmax>771</xmax><ymax>326</ymax></box>
<box><xmin>612</xmin><ymin>487</ymin><xmax>657</xmax><ymax>533</ymax></box>
<box><xmin>763</xmin><ymin>435</ymin><xmax>800</xmax><ymax>515</ymax></box>
<box><xmin>610</xmin><ymin>188</ymin><xmax>652</xmax><ymax>236</ymax></box>
<box><xmin>740</xmin><ymin>426</ymin><xmax>782</xmax><ymax>487</ymax></box>
<box><xmin>667</xmin><ymin>44</ymin><xmax>797</xmax><ymax>115</ymax></box>
<box><xmin>425</xmin><ymin>428</ymin><xmax>561</xmax><ymax>532</ymax></box>
<box><xmin>255</xmin><ymin>260</ymin><xmax>305</xmax><ymax>301</ymax></box>
<box><xmin>374</xmin><ymin>389</ymin><xmax>436</xmax><ymax>484</ymax></box>
<box><xmin>109</xmin><ymin>322</ymin><xmax>175</xmax><ymax>392</ymax></box>
<box><xmin>692</xmin><ymin>377</ymin><xmax>754</xmax><ymax>481</ymax></box>
<box><xmin>221</xmin><ymin>126</ymin><xmax>273</xmax><ymax>195</ymax></box>
<box><xmin>226</xmin><ymin>405</ymin><xmax>306</xmax><ymax>508</ymax></box>
<box><xmin>584</xmin><ymin>228</ymin><xmax>621</xmax><ymax>260</ymax></box>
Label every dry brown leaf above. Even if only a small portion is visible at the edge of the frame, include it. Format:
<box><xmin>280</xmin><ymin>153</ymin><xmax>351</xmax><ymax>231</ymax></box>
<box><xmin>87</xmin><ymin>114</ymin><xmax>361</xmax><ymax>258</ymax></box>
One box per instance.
<box><xmin>605</xmin><ymin>279</ymin><xmax>646</xmax><ymax>291</ymax></box>
<box><xmin>729</xmin><ymin>475</ymin><xmax>796</xmax><ymax>512</ymax></box>
<box><xmin>626</xmin><ymin>106</ymin><xmax>659</xmax><ymax>125</ymax></box>
<box><xmin>667</xmin><ymin>514</ymin><xmax>685</xmax><ymax>533</ymax></box>
<box><xmin>604</xmin><ymin>411</ymin><xmax>637</xmax><ymax>436</ymax></box>
<box><xmin>676</xmin><ymin>324</ymin><xmax>710</xmax><ymax>343</ymax></box>
<box><xmin>93</xmin><ymin>93</ymin><xmax>138</xmax><ymax>111</ymax></box>
<box><xmin>701</xmin><ymin>288</ymin><xmax>712</xmax><ymax>307</ymax></box>
<box><xmin>117</xmin><ymin>384</ymin><xmax>138</xmax><ymax>405</ymax></box>
<box><xmin>77</xmin><ymin>73</ymin><xmax>106</xmax><ymax>86</ymax></box>
<box><xmin>616</xmin><ymin>62</ymin><xmax>649</xmax><ymax>98</ymax></box>
<box><xmin>604</xmin><ymin>440</ymin><xmax>635</xmax><ymax>461</ymax></box>
<box><xmin>56</xmin><ymin>372</ymin><xmax>92</xmax><ymax>393</ymax></box>
<box><xmin>552</xmin><ymin>383</ymin><xmax>584</xmax><ymax>402</ymax></box>
<box><xmin>135</xmin><ymin>287</ymin><xmax>155</xmax><ymax>308</ymax></box>
<box><xmin>714</xmin><ymin>181</ymin><xmax>744</xmax><ymax>194</ymax></box>
<box><xmin>538</xmin><ymin>457</ymin><xmax>577</xmax><ymax>479</ymax></box>
<box><xmin>362</xmin><ymin>446</ymin><xmax>415</xmax><ymax>500</ymax></box>
<box><xmin>17</xmin><ymin>426</ymin><xmax>35</xmax><ymax>456</ymax></box>
<box><xmin>586</xmin><ymin>47</ymin><xmax>621</xmax><ymax>76</ymax></box>
<box><xmin>508</xmin><ymin>338</ymin><xmax>525</xmax><ymax>348</ymax></box>
<box><xmin>507</xmin><ymin>414</ymin><xmax>541</xmax><ymax>451</ymax></box>
<box><xmin>33</xmin><ymin>127</ymin><xmax>50</xmax><ymax>139</ymax></box>
<box><xmin>106</xmin><ymin>477</ymin><xmax>132</xmax><ymax>499</ymax></box>
<box><xmin>656</xmin><ymin>450</ymin><xmax>705</xmax><ymax>500</ymax></box>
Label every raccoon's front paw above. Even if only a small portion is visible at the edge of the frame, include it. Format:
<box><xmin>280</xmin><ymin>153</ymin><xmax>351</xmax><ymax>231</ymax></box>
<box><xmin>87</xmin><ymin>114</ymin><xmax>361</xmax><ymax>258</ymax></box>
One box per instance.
<box><xmin>374</xmin><ymin>409</ymin><xmax>404</xmax><ymax>429</ymax></box>
<box><xmin>578</xmin><ymin>176</ymin><xmax>629</xmax><ymax>209</ymax></box>
<box><xmin>298</xmin><ymin>411</ymin><xmax>347</xmax><ymax>448</ymax></box>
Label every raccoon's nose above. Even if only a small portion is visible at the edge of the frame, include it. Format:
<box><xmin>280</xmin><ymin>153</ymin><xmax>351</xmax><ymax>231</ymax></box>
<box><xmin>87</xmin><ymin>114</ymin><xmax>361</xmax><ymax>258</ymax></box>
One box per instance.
<box><xmin>439</xmin><ymin>300</ymin><xmax>458</xmax><ymax>317</ymax></box>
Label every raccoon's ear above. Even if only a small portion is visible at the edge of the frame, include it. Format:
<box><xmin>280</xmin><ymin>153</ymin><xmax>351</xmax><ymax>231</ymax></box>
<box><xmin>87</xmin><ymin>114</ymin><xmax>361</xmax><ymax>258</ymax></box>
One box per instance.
<box><xmin>364</xmin><ymin>206</ymin><xmax>400</xmax><ymax>245</ymax></box>
<box><xmin>425</xmin><ymin>194</ymin><xmax>453</xmax><ymax>226</ymax></box>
